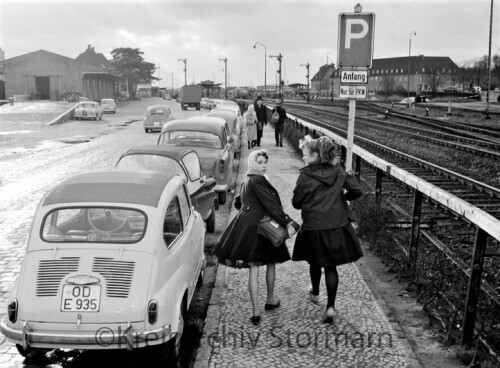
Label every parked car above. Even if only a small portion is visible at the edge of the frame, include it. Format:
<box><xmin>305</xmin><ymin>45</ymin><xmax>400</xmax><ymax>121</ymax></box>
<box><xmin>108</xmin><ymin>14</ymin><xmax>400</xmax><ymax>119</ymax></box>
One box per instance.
<box><xmin>0</xmin><ymin>171</ymin><xmax>206</xmax><ymax>365</ymax></box>
<box><xmin>74</xmin><ymin>101</ymin><xmax>102</xmax><ymax>120</ymax></box>
<box><xmin>203</xmin><ymin>110</ymin><xmax>240</xmax><ymax>158</ymax></box>
<box><xmin>211</xmin><ymin>104</ymin><xmax>243</xmax><ymax>129</ymax></box>
<box><xmin>116</xmin><ymin>145</ymin><xmax>218</xmax><ymax>232</ymax></box>
<box><xmin>157</xmin><ymin>117</ymin><xmax>234</xmax><ymax>205</ymax></box>
<box><xmin>143</xmin><ymin>105</ymin><xmax>174</xmax><ymax>133</ymax></box>
<box><xmin>100</xmin><ymin>98</ymin><xmax>117</xmax><ymax>114</ymax></box>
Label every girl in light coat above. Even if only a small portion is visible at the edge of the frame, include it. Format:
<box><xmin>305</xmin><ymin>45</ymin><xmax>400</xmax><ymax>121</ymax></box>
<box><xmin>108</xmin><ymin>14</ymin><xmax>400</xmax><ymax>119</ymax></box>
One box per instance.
<box><xmin>245</xmin><ymin>104</ymin><xmax>258</xmax><ymax>149</ymax></box>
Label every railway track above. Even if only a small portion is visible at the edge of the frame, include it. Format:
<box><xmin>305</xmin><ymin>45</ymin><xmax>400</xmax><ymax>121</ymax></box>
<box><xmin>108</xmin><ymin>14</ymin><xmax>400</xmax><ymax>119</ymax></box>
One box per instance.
<box><xmin>285</xmin><ymin>102</ymin><xmax>500</xmax><ymax>159</ymax></box>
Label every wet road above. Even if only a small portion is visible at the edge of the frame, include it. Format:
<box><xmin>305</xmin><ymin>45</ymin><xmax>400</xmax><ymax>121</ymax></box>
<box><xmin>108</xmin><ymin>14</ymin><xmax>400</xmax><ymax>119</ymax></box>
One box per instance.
<box><xmin>0</xmin><ymin>97</ymin><xmax>230</xmax><ymax>368</ymax></box>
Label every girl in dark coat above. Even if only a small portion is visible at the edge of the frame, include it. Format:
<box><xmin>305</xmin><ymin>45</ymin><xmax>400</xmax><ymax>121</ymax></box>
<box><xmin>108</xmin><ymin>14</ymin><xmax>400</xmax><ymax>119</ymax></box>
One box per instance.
<box><xmin>292</xmin><ymin>135</ymin><xmax>363</xmax><ymax>324</ymax></box>
<box><xmin>215</xmin><ymin>149</ymin><xmax>297</xmax><ymax>325</ymax></box>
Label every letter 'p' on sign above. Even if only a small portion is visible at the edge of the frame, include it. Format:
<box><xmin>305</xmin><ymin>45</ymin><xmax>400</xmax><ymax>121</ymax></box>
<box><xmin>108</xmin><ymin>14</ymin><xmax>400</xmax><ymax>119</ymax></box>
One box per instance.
<box><xmin>337</xmin><ymin>12</ymin><xmax>375</xmax><ymax>68</ymax></box>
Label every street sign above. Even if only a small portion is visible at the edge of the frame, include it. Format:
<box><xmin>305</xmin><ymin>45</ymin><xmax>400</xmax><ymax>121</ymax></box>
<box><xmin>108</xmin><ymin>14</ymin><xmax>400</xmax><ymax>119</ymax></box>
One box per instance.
<box><xmin>340</xmin><ymin>70</ymin><xmax>368</xmax><ymax>84</ymax></box>
<box><xmin>339</xmin><ymin>85</ymin><xmax>367</xmax><ymax>99</ymax></box>
<box><xmin>337</xmin><ymin>12</ymin><xmax>375</xmax><ymax>68</ymax></box>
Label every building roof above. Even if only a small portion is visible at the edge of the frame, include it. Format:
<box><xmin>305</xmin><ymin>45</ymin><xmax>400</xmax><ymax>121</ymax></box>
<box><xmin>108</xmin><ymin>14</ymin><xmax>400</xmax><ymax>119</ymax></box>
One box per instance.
<box><xmin>371</xmin><ymin>55</ymin><xmax>458</xmax><ymax>74</ymax></box>
<box><xmin>43</xmin><ymin>171</ymin><xmax>173</xmax><ymax>207</ymax></box>
<box><xmin>312</xmin><ymin>64</ymin><xmax>335</xmax><ymax>81</ymax></box>
<box><xmin>0</xmin><ymin>49</ymin><xmax>76</xmax><ymax>65</ymax></box>
<box><xmin>76</xmin><ymin>45</ymin><xmax>113</xmax><ymax>70</ymax></box>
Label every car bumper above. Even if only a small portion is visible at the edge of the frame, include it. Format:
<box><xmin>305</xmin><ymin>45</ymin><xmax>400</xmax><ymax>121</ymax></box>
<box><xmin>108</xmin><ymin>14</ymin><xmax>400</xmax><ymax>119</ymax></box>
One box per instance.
<box><xmin>0</xmin><ymin>319</ymin><xmax>174</xmax><ymax>350</ymax></box>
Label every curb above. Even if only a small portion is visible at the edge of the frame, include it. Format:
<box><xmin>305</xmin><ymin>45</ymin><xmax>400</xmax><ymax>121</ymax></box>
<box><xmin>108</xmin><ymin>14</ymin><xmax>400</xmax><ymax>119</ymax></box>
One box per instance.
<box><xmin>47</xmin><ymin>102</ymin><xmax>79</xmax><ymax>126</ymax></box>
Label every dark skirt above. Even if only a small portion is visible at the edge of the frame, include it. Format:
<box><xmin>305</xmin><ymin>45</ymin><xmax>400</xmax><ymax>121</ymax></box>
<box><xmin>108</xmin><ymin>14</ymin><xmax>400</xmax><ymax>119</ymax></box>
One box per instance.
<box><xmin>292</xmin><ymin>223</ymin><xmax>363</xmax><ymax>267</ymax></box>
<box><xmin>214</xmin><ymin>212</ymin><xmax>291</xmax><ymax>269</ymax></box>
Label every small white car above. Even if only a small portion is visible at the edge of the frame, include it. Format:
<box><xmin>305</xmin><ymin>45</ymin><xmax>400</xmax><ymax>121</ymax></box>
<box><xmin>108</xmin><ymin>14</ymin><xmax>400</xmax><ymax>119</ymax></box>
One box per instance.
<box><xmin>74</xmin><ymin>101</ymin><xmax>103</xmax><ymax>120</ymax></box>
<box><xmin>100</xmin><ymin>98</ymin><xmax>117</xmax><ymax>114</ymax></box>
<box><xmin>0</xmin><ymin>171</ymin><xmax>206</xmax><ymax>365</ymax></box>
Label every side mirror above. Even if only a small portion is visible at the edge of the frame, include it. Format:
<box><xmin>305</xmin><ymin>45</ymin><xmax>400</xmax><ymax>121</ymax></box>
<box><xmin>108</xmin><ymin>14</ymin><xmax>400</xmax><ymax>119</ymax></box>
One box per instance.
<box><xmin>204</xmin><ymin>177</ymin><xmax>217</xmax><ymax>191</ymax></box>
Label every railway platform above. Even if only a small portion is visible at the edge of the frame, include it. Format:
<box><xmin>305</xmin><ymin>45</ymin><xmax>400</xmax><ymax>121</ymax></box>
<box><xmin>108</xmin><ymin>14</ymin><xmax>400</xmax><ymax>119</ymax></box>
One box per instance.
<box><xmin>194</xmin><ymin>126</ymin><xmax>419</xmax><ymax>368</ymax></box>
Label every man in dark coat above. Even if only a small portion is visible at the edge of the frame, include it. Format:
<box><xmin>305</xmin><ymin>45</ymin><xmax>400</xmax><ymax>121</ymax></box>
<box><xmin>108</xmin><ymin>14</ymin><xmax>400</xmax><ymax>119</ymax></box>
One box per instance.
<box><xmin>270</xmin><ymin>100</ymin><xmax>287</xmax><ymax>147</ymax></box>
<box><xmin>253</xmin><ymin>96</ymin><xmax>267</xmax><ymax>147</ymax></box>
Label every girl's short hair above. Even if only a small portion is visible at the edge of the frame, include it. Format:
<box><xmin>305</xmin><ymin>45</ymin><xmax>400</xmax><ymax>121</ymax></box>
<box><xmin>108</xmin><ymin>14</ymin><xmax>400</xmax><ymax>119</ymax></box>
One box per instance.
<box><xmin>299</xmin><ymin>135</ymin><xmax>336</xmax><ymax>163</ymax></box>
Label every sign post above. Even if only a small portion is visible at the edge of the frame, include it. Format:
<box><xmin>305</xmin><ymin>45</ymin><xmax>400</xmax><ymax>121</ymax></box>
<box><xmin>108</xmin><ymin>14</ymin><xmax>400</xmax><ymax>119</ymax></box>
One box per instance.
<box><xmin>337</xmin><ymin>4</ymin><xmax>375</xmax><ymax>172</ymax></box>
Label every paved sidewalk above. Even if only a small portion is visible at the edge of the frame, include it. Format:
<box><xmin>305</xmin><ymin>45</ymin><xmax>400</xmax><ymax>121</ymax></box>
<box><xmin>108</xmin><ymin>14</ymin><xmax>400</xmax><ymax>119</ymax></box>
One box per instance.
<box><xmin>194</xmin><ymin>124</ymin><xmax>417</xmax><ymax>368</ymax></box>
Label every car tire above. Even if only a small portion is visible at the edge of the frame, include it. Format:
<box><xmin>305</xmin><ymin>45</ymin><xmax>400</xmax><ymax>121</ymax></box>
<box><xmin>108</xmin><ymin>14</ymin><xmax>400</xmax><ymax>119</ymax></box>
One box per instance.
<box><xmin>155</xmin><ymin>299</ymin><xmax>185</xmax><ymax>367</ymax></box>
<box><xmin>16</xmin><ymin>344</ymin><xmax>35</xmax><ymax>357</ymax></box>
<box><xmin>206</xmin><ymin>204</ymin><xmax>216</xmax><ymax>233</ymax></box>
<box><xmin>218</xmin><ymin>191</ymin><xmax>227</xmax><ymax>205</ymax></box>
<box><xmin>145</xmin><ymin>128</ymin><xmax>149</xmax><ymax>133</ymax></box>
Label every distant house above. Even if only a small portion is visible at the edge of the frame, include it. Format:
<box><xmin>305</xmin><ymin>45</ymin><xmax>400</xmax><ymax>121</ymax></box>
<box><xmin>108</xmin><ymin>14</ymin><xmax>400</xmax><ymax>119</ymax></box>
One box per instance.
<box><xmin>0</xmin><ymin>46</ymin><xmax>119</xmax><ymax>101</ymax></box>
<box><xmin>313</xmin><ymin>55</ymin><xmax>460</xmax><ymax>97</ymax></box>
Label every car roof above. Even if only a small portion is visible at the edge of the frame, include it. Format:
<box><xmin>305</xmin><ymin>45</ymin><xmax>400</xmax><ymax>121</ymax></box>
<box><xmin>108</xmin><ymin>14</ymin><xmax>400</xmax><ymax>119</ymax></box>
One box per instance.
<box><xmin>43</xmin><ymin>171</ymin><xmax>176</xmax><ymax>208</ymax></box>
<box><xmin>204</xmin><ymin>110</ymin><xmax>236</xmax><ymax>119</ymax></box>
<box><xmin>120</xmin><ymin>145</ymin><xmax>198</xmax><ymax>161</ymax></box>
<box><xmin>161</xmin><ymin>118</ymin><xmax>225</xmax><ymax>135</ymax></box>
<box><xmin>147</xmin><ymin>105</ymin><xmax>170</xmax><ymax>111</ymax></box>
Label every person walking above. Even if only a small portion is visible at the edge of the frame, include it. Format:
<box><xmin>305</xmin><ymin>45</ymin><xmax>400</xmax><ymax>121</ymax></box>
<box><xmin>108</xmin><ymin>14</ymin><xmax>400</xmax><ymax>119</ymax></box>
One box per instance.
<box><xmin>270</xmin><ymin>100</ymin><xmax>287</xmax><ymax>147</ymax></box>
<box><xmin>215</xmin><ymin>150</ymin><xmax>297</xmax><ymax>325</ymax></box>
<box><xmin>254</xmin><ymin>96</ymin><xmax>267</xmax><ymax>147</ymax></box>
<box><xmin>245</xmin><ymin>104</ymin><xmax>258</xmax><ymax>149</ymax></box>
<box><xmin>291</xmin><ymin>135</ymin><xmax>363</xmax><ymax>324</ymax></box>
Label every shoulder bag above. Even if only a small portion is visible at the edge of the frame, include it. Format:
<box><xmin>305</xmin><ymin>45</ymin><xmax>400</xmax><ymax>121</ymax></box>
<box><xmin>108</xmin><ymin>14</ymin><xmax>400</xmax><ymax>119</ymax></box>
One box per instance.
<box><xmin>257</xmin><ymin>215</ymin><xmax>288</xmax><ymax>247</ymax></box>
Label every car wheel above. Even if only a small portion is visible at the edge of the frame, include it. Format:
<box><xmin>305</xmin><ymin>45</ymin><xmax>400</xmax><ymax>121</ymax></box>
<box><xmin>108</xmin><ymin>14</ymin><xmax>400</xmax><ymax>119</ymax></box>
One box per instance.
<box><xmin>16</xmin><ymin>344</ymin><xmax>35</xmax><ymax>357</ymax></box>
<box><xmin>145</xmin><ymin>128</ymin><xmax>149</xmax><ymax>133</ymax></box>
<box><xmin>99</xmin><ymin>114</ymin><xmax>102</xmax><ymax>120</ymax></box>
<box><xmin>218</xmin><ymin>191</ymin><xmax>227</xmax><ymax>205</ymax></box>
<box><xmin>155</xmin><ymin>300</ymin><xmax>185</xmax><ymax>367</ymax></box>
<box><xmin>205</xmin><ymin>204</ymin><xmax>216</xmax><ymax>233</ymax></box>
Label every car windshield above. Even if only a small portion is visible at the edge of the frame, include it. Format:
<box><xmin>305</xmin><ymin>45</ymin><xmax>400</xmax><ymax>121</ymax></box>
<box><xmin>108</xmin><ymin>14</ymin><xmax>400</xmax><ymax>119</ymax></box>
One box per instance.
<box><xmin>41</xmin><ymin>207</ymin><xmax>147</xmax><ymax>243</ymax></box>
<box><xmin>116</xmin><ymin>154</ymin><xmax>187</xmax><ymax>181</ymax></box>
<box><xmin>150</xmin><ymin>109</ymin><xmax>166</xmax><ymax>115</ymax></box>
<box><xmin>160</xmin><ymin>130</ymin><xmax>221</xmax><ymax>148</ymax></box>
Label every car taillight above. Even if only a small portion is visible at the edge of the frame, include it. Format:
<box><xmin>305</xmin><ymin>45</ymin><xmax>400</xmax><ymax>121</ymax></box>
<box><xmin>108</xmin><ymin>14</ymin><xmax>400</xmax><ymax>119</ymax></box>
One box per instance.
<box><xmin>148</xmin><ymin>300</ymin><xmax>158</xmax><ymax>324</ymax></box>
<box><xmin>8</xmin><ymin>299</ymin><xmax>18</xmax><ymax>323</ymax></box>
<box><xmin>219</xmin><ymin>160</ymin><xmax>225</xmax><ymax>174</ymax></box>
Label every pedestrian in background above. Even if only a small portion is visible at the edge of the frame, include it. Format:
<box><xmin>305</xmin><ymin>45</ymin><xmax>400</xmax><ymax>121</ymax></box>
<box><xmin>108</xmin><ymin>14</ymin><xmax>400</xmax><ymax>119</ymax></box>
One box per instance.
<box><xmin>292</xmin><ymin>135</ymin><xmax>363</xmax><ymax>324</ymax></box>
<box><xmin>214</xmin><ymin>150</ymin><xmax>297</xmax><ymax>325</ymax></box>
<box><xmin>245</xmin><ymin>104</ymin><xmax>258</xmax><ymax>149</ymax></box>
<box><xmin>270</xmin><ymin>100</ymin><xmax>286</xmax><ymax>147</ymax></box>
<box><xmin>254</xmin><ymin>96</ymin><xmax>267</xmax><ymax>147</ymax></box>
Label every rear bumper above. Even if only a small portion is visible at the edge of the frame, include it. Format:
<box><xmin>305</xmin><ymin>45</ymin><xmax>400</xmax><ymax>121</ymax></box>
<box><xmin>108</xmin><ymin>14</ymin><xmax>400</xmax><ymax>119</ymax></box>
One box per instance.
<box><xmin>0</xmin><ymin>319</ymin><xmax>174</xmax><ymax>350</ymax></box>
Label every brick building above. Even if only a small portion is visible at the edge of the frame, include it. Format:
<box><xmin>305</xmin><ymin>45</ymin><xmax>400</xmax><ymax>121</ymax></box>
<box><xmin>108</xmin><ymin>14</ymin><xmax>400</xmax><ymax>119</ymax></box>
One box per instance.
<box><xmin>313</xmin><ymin>55</ymin><xmax>459</xmax><ymax>97</ymax></box>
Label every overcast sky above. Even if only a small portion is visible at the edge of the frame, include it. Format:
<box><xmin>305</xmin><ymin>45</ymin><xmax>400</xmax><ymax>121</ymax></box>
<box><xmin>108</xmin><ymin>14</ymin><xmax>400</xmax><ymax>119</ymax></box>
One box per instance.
<box><xmin>0</xmin><ymin>0</ymin><xmax>499</xmax><ymax>88</ymax></box>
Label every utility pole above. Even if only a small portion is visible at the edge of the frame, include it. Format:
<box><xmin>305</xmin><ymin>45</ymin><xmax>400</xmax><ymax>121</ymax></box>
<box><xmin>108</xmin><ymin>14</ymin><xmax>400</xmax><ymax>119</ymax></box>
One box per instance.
<box><xmin>269</xmin><ymin>53</ymin><xmax>283</xmax><ymax>97</ymax></box>
<box><xmin>219</xmin><ymin>58</ymin><xmax>228</xmax><ymax>99</ymax></box>
<box><xmin>178</xmin><ymin>59</ymin><xmax>187</xmax><ymax>86</ymax></box>
<box><xmin>171</xmin><ymin>72</ymin><xmax>173</xmax><ymax>93</ymax></box>
<box><xmin>300</xmin><ymin>63</ymin><xmax>310</xmax><ymax>103</ymax></box>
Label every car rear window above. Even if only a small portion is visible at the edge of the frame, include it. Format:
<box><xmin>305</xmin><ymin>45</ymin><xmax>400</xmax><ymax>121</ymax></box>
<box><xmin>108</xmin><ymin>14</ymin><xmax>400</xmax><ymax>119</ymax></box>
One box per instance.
<box><xmin>150</xmin><ymin>109</ymin><xmax>166</xmax><ymax>115</ymax></box>
<box><xmin>102</xmin><ymin>99</ymin><xmax>114</xmax><ymax>104</ymax></box>
<box><xmin>116</xmin><ymin>154</ymin><xmax>187</xmax><ymax>181</ymax></box>
<box><xmin>161</xmin><ymin>130</ymin><xmax>221</xmax><ymax>148</ymax></box>
<box><xmin>41</xmin><ymin>207</ymin><xmax>147</xmax><ymax>243</ymax></box>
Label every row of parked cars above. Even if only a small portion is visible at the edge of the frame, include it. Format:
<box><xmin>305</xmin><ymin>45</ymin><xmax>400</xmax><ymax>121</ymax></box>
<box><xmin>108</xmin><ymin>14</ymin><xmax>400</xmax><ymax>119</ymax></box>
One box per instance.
<box><xmin>74</xmin><ymin>98</ymin><xmax>117</xmax><ymax>120</ymax></box>
<box><xmin>0</xmin><ymin>99</ymin><xmax>243</xmax><ymax>365</ymax></box>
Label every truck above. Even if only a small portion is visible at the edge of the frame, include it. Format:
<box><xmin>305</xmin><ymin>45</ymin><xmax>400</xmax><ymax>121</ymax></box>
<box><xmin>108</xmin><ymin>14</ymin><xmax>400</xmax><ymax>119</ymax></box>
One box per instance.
<box><xmin>180</xmin><ymin>85</ymin><xmax>202</xmax><ymax>110</ymax></box>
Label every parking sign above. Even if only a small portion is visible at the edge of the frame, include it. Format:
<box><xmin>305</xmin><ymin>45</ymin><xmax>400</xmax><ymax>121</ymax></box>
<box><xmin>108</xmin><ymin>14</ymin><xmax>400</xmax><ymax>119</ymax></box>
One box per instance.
<box><xmin>337</xmin><ymin>13</ymin><xmax>375</xmax><ymax>68</ymax></box>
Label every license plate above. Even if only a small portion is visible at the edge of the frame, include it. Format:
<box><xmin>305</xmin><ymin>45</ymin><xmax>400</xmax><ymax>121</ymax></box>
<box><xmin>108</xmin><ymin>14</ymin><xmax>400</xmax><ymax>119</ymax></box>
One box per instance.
<box><xmin>61</xmin><ymin>285</ymin><xmax>101</xmax><ymax>312</ymax></box>
<box><xmin>154</xmin><ymin>121</ymin><xmax>160</xmax><ymax>126</ymax></box>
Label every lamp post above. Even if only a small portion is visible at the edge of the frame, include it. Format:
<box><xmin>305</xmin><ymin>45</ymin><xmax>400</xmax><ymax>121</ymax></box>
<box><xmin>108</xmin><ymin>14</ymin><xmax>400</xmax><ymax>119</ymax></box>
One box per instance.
<box><xmin>253</xmin><ymin>42</ymin><xmax>267</xmax><ymax>99</ymax></box>
<box><xmin>485</xmin><ymin>0</ymin><xmax>493</xmax><ymax>119</ymax></box>
<box><xmin>300</xmin><ymin>63</ymin><xmax>310</xmax><ymax>103</ymax></box>
<box><xmin>219</xmin><ymin>58</ymin><xmax>228</xmax><ymax>99</ymax></box>
<box><xmin>407</xmin><ymin>31</ymin><xmax>416</xmax><ymax>108</ymax></box>
<box><xmin>330</xmin><ymin>63</ymin><xmax>335</xmax><ymax>102</ymax></box>
<box><xmin>270</xmin><ymin>53</ymin><xmax>283</xmax><ymax>97</ymax></box>
<box><xmin>178</xmin><ymin>59</ymin><xmax>187</xmax><ymax>86</ymax></box>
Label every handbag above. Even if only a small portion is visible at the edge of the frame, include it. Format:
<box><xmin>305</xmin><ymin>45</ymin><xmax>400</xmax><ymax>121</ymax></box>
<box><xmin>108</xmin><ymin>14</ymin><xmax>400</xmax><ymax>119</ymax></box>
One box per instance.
<box><xmin>257</xmin><ymin>215</ymin><xmax>288</xmax><ymax>247</ymax></box>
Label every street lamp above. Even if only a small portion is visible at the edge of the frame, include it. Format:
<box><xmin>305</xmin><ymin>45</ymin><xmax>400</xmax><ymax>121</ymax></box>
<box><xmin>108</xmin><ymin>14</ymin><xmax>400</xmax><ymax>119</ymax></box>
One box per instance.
<box><xmin>485</xmin><ymin>0</ymin><xmax>493</xmax><ymax>119</ymax></box>
<box><xmin>178</xmin><ymin>59</ymin><xmax>187</xmax><ymax>86</ymax></box>
<box><xmin>219</xmin><ymin>58</ymin><xmax>228</xmax><ymax>99</ymax></box>
<box><xmin>407</xmin><ymin>31</ymin><xmax>416</xmax><ymax>108</ymax></box>
<box><xmin>253</xmin><ymin>42</ymin><xmax>267</xmax><ymax>99</ymax></box>
<box><xmin>269</xmin><ymin>53</ymin><xmax>283</xmax><ymax>97</ymax></box>
<box><xmin>330</xmin><ymin>63</ymin><xmax>335</xmax><ymax>102</ymax></box>
<box><xmin>300</xmin><ymin>63</ymin><xmax>310</xmax><ymax>103</ymax></box>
